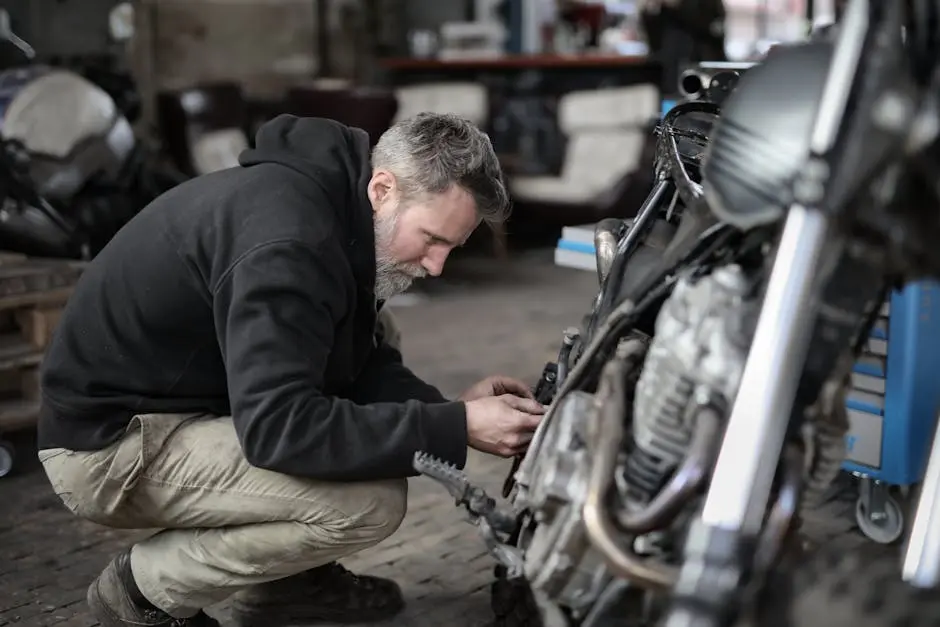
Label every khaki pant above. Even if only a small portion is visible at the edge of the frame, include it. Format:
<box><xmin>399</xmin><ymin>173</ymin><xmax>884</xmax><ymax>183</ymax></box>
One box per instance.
<box><xmin>39</xmin><ymin>413</ymin><xmax>408</xmax><ymax>617</ymax></box>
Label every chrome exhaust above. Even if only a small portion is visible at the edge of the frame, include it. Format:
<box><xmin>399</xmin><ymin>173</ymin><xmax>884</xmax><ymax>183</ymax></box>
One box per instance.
<box><xmin>593</xmin><ymin>219</ymin><xmax>622</xmax><ymax>286</ymax></box>
<box><xmin>679</xmin><ymin>69</ymin><xmax>709</xmax><ymax>100</ymax></box>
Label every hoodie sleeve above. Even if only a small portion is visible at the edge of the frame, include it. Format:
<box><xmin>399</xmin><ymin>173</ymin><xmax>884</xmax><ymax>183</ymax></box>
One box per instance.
<box><xmin>212</xmin><ymin>239</ymin><xmax>469</xmax><ymax>480</ymax></box>
<box><xmin>350</xmin><ymin>339</ymin><xmax>450</xmax><ymax>405</ymax></box>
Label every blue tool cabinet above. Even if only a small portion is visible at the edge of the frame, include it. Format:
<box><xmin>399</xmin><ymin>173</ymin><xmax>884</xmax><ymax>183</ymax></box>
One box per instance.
<box><xmin>842</xmin><ymin>281</ymin><xmax>940</xmax><ymax>543</ymax></box>
<box><xmin>842</xmin><ymin>282</ymin><xmax>940</xmax><ymax>484</ymax></box>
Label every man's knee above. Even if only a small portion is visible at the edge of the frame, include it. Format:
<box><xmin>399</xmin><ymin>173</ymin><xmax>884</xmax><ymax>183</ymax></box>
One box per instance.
<box><xmin>306</xmin><ymin>478</ymin><xmax>408</xmax><ymax>551</ymax></box>
<box><xmin>351</xmin><ymin>478</ymin><xmax>408</xmax><ymax>543</ymax></box>
<box><xmin>38</xmin><ymin>447</ymin><xmax>125</xmax><ymax>526</ymax></box>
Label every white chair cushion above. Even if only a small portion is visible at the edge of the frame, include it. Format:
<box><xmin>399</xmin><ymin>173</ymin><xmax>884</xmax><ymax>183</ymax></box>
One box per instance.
<box><xmin>512</xmin><ymin>130</ymin><xmax>647</xmax><ymax>205</ymax></box>
<box><xmin>190</xmin><ymin>128</ymin><xmax>249</xmax><ymax>174</ymax></box>
<box><xmin>558</xmin><ymin>85</ymin><xmax>659</xmax><ymax>133</ymax></box>
<box><xmin>393</xmin><ymin>83</ymin><xmax>488</xmax><ymax>125</ymax></box>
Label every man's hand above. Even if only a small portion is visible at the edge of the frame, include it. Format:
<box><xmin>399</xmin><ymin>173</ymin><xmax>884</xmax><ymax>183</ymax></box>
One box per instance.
<box><xmin>459</xmin><ymin>375</ymin><xmax>535</xmax><ymax>402</ymax></box>
<box><xmin>465</xmin><ymin>394</ymin><xmax>546</xmax><ymax>457</ymax></box>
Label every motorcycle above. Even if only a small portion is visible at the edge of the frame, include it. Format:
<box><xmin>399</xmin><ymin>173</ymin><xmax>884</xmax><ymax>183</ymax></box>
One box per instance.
<box><xmin>0</xmin><ymin>6</ymin><xmax>185</xmax><ymax>260</ymax></box>
<box><xmin>414</xmin><ymin>1</ymin><xmax>940</xmax><ymax>625</ymax></box>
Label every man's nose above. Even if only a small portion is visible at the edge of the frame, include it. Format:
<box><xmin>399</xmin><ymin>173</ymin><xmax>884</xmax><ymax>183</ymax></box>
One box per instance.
<box><xmin>421</xmin><ymin>249</ymin><xmax>449</xmax><ymax>277</ymax></box>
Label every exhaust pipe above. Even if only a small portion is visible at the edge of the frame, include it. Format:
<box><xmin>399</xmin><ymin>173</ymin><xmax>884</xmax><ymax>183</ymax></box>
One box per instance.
<box><xmin>679</xmin><ymin>69</ymin><xmax>709</xmax><ymax>100</ymax></box>
<box><xmin>593</xmin><ymin>219</ymin><xmax>623</xmax><ymax>285</ymax></box>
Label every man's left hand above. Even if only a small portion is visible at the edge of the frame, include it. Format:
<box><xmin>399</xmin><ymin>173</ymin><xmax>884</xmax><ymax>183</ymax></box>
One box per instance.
<box><xmin>459</xmin><ymin>375</ymin><xmax>536</xmax><ymax>403</ymax></box>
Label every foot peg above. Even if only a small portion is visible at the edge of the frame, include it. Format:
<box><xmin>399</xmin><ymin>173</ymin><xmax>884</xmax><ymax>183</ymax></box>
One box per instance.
<box><xmin>413</xmin><ymin>451</ymin><xmax>517</xmax><ymax>532</ymax></box>
<box><xmin>413</xmin><ymin>452</ymin><xmax>525</xmax><ymax>577</ymax></box>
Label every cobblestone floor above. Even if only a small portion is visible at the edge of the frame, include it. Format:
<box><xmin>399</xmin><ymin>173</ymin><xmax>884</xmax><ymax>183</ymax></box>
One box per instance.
<box><xmin>0</xmin><ymin>250</ymin><xmax>895</xmax><ymax>627</ymax></box>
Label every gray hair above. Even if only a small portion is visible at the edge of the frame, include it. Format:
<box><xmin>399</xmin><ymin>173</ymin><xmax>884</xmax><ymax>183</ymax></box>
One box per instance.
<box><xmin>372</xmin><ymin>112</ymin><xmax>510</xmax><ymax>226</ymax></box>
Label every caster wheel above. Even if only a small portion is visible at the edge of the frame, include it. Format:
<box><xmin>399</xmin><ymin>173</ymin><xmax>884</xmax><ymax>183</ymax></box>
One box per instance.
<box><xmin>855</xmin><ymin>494</ymin><xmax>904</xmax><ymax>544</ymax></box>
<box><xmin>0</xmin><ymin>440</ymin><xmax>15</xmax><ymax>478</ymax></box>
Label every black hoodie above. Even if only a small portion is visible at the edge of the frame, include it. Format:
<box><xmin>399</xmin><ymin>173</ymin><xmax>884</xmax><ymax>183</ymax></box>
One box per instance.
<box><xmin>37</xmin><ymin>115</ymin><xmax>469</xmax><ymax>481</ymax></box>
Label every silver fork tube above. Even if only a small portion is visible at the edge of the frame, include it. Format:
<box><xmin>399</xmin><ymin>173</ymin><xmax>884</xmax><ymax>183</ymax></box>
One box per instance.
<box><xmin>700</xmin><ymin>205</ymin><xmax>830</xmax><ymax>533</ymax></box>
<box><xmin>903</xmin><ymin>412</ymin><xmax>940</xmax><ymax>588</ymax></box>
<box><xmin>700</xmin><ymin>0</ymin><xmax>864</xmax><ymax>534</ymax></box>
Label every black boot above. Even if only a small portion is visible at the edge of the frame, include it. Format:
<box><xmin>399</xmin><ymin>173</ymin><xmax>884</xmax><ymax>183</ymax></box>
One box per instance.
<box><xmin>230</xmin><ymin>562</ymin><xmax>405</xmax><ymax>626</ymax></box>
<box><xmin>87</xmin><ymin>549</ymin><xmax>220</xmax><ymax>627</ymax></box>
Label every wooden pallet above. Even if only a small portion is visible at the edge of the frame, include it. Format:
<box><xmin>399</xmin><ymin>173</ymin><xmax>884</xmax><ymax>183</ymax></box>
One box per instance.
<box><xmin>0</xmin><ymin>253</ymin><xmax>85</xmax><ymax>433</ymax></box>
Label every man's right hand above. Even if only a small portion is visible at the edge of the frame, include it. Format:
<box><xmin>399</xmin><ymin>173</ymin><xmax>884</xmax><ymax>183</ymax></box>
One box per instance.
<box><xmin>465</xmin><ymin>394</ymin><xmax>545</xmax><ymax>457</ymax></box>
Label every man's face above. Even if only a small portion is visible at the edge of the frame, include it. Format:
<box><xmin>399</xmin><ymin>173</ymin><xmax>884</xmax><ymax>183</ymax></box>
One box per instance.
<box><xmin>368</xmin><ymin>170</ymin><xmax>480</xmax><ymax>301</ymax></box>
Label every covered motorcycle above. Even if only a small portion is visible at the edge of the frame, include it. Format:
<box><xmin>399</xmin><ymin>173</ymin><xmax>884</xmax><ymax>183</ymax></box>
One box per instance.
<box><xmin>0</xmin><ymin>10</ymin><xmax>184</xmax><ymax>260</ymax></box>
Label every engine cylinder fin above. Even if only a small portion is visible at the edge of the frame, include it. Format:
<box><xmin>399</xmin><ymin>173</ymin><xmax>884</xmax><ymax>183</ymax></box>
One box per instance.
<box><xmin>623</xmin><ymin>267</ymin><xmax>752</xmax><ymax>519</ymax></box>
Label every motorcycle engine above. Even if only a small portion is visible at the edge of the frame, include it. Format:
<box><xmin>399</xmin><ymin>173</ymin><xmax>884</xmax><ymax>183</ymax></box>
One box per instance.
<box><xmin>625</xmin><ymin>265</ymin><xmax>752</xmax><ymax>507</ymax></box>
<box><xmin>517</xmin><ymin>264</ymin><xmax>757</xmax><ymax>624</ymax></box>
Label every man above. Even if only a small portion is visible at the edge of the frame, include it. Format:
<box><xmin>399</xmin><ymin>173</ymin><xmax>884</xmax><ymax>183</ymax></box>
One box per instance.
<box><xmin>37</xmin><ymin>112</ymin><xmax>546</xmax><ymax>627</ymax></box>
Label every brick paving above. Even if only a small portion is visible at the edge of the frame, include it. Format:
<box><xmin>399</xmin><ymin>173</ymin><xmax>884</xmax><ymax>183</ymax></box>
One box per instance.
<box><xmin>0</xmin><ymin>250</ymin><xmax>894</xmax><ymax>627</ymax></box>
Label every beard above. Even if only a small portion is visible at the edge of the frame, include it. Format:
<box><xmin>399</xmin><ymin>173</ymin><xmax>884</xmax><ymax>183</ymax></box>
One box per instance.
<box><xmin>374</xmin><ymin>209</ymin><xmax>426</xmax><ymax>301</ymax></box>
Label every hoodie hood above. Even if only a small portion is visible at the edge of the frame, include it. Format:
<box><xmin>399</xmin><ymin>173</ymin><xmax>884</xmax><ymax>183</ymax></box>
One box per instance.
<box><xmin>240</xmin><ymin>114</ymin><xmax>373</xmax><ymax>214</ymax></box>
<box><xmin>239</xmin><ymin>115</ymin><xmax>377</xmax><ymax>298</ymax></box>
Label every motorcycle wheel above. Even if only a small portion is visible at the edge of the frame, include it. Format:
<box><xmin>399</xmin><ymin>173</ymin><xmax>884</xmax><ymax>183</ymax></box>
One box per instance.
<box><xmin>758</xmin><ymin>545</ymin><xmax>940</xmax><ymax>627</ymax></box>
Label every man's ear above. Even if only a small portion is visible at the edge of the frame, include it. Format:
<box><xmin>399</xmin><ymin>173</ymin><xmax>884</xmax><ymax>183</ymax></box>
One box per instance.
<box><xmin>367</xmin><ymin>169</ymin><xmax>398</xmax><ymax>212</ymax></box>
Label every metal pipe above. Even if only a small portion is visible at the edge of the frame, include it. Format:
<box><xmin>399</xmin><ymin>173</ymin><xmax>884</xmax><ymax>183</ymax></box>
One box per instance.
<box><xmin>615</xmin><ymin>179</ymin><xmax>670</xmax><ymax>260</ymax></box>
<box><xmin>752</xmin><ymin>444</ymin><xmax>804</xmax><ymax>574</ymax></box>
<box><xmin>615</xmin><ymin>407</ymin><xmax>722</xmax><ymax>535</ymax></box>
<box><xmin>0</xmin><ymin>10</ymin><xmax>35</xmax><ymax>59</ymax></box>
<box><xmin>586</xmin><ymin>179</ymin><xmax>670</xmax><ymax>338</ymax></box>
<box><xmin>556</xmin><ymin>327</ymin><xmax>580</xmax><ymax>386</ymax></box>
<box><xmin>581</xmin><ymin>579</ymin><xmax>632</xmax><ymax>627</ymax></box>
<box><xmin>679</xmin><ymin>69</ymin><xmax>708</xmax><ymax>99</ymax></box>
<box><xmin>700</xmin><ymin>205</ymin><xmax>830</xmax><ymax>533</ymax></box>
<box><xmin>582</xmin><ymin>342</ymin><xmax>678</xmax><ymax>591</ymax></box>
<box><xmin>594</xmin><ymin>219</ymin><xmax>622</xmax><ymax>285</ymax></box>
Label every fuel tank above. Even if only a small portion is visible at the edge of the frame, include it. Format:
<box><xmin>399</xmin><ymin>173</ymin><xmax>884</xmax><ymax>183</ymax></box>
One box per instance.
<box><xmin>702</xmin><ymin>40</ymin><xmax>834</xmax><ymax>231</ymax></box>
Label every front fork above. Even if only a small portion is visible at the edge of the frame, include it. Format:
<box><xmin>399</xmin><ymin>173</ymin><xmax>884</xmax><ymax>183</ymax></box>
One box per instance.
<box><xmin>663</xmin><ymin>1</ymin><xmax>871</xmax><ymax>621</ymax></box>
<box><xmin>663</xmin><ymin>205</ymin><xmax>832</xmax><ymax>627</ymax></box>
